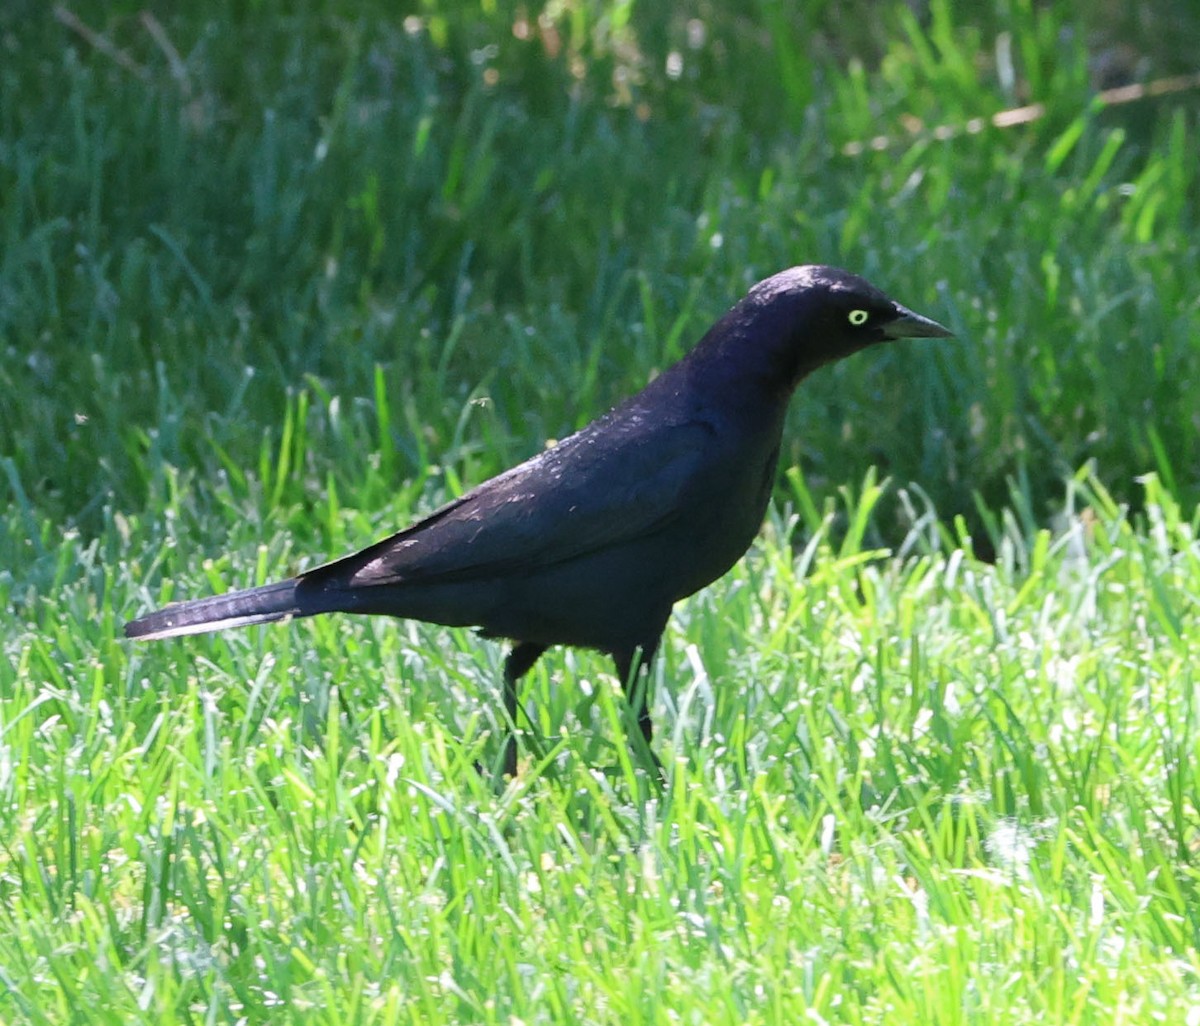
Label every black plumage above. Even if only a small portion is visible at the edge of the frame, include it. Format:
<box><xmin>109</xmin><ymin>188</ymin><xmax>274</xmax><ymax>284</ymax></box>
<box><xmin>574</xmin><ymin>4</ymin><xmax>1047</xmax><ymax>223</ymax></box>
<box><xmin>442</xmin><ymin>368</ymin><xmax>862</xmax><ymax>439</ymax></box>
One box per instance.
<box><xmin>125</xmin><ymin>266</ymin><xmax>951</xmax><ymax>774</ymax></box>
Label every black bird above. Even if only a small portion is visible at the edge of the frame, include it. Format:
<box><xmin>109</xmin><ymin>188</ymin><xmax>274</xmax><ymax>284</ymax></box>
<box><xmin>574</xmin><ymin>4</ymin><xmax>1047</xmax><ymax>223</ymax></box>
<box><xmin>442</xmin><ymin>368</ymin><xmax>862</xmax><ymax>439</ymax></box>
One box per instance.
<box><xmin>125</xmin><ymin>266</ymin><xmax>951</xmax><ymax>775</ymax></box>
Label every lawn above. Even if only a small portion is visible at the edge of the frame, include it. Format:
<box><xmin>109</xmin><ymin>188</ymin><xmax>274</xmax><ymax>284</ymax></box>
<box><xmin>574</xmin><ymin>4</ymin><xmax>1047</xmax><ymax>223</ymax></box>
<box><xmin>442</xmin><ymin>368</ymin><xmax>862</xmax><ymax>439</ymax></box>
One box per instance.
<box><xmin>2</xmin><ymin>2</ymin><xmax>1199</xmax><ymax>1023</ymax></box>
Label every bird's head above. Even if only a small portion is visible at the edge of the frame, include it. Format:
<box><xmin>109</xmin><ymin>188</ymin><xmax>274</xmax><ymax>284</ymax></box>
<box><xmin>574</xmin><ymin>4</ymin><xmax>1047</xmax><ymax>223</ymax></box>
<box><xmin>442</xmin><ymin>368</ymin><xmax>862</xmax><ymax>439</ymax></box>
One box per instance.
<box><xmin>755</xmin><ymin>263</ymin><xmax>951</xmax><ymax>357</ymax></box>
<box><xmin>694</xmin><ymin>265</ymin><xmax>953</xmax><ymax>395</ymax></box>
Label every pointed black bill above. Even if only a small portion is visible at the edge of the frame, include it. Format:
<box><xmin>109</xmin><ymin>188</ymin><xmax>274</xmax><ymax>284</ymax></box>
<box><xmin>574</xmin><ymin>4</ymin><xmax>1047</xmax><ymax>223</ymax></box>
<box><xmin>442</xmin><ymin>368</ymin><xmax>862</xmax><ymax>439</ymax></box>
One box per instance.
<box><xmin>883</xmin><ymin>303</ymin><xmax>953</xmax><ymax>340</ymax></box>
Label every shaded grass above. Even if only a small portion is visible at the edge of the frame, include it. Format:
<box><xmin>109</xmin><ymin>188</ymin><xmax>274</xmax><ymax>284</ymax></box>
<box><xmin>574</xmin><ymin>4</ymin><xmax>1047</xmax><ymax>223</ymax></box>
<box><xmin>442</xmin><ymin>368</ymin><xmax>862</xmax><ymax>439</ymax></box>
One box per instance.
<box><xmin>1</xmin><ymin>3</ymin><xmax>1198</xmax><ymax>541</ymax></box>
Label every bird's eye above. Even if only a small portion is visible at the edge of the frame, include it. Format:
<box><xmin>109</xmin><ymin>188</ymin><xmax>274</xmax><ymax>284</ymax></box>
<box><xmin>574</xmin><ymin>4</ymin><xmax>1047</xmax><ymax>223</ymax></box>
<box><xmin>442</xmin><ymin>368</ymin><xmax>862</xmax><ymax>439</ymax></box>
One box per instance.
<box><xmin>848</xmin><ymin>310</ymin><xmax>869</xmax><ymax>326</ymax></box>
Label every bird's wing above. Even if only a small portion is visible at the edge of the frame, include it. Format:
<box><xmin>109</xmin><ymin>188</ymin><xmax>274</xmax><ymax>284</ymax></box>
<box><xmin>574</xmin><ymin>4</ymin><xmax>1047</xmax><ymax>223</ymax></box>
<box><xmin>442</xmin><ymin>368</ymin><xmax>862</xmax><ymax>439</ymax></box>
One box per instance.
<box><xmin>310</xmin><ymin>413</ymin><xmax>717</xmax><ymax>589</ymax></box>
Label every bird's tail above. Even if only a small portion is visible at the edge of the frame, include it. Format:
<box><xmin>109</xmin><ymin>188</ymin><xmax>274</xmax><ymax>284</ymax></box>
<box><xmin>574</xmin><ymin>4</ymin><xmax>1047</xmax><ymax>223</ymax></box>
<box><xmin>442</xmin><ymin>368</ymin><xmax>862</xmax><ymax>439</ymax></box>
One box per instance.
<box><xmin>123</xmin><ymin>579</ymin><xmax>302</xmax><ymax>641</ymax></box>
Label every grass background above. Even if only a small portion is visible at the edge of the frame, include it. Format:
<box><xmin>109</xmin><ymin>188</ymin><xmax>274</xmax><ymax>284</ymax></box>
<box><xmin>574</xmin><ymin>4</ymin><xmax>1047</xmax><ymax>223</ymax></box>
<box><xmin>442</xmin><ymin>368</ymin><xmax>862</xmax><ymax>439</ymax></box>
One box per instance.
<box><xmin>2</xmin><ymin>1</ymin><xmax>1199</xmax><ymax>1022</ymax></box>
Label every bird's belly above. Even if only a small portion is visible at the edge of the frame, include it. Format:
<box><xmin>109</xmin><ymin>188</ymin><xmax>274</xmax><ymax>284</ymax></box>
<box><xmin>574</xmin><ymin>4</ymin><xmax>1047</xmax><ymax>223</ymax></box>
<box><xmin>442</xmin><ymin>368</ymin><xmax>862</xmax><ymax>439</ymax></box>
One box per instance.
<box><xmin>478</xmin><ymin>503</ymin><xmax>766</xmax><ymax>651</ymax></box>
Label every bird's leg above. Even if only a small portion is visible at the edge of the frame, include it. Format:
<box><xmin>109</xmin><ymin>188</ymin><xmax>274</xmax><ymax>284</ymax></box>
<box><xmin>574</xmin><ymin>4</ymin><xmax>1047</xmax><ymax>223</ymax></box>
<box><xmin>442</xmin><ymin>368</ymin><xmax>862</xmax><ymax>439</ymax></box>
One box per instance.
<box><xmin>501</xmin><ymin>641</ymin><xmax>548</xmax><ymax>777</ymax></box>
<box><xmin>614</xmin><ymin>640</ymin><xmax>661</xmax><ymax>772</ymax></box>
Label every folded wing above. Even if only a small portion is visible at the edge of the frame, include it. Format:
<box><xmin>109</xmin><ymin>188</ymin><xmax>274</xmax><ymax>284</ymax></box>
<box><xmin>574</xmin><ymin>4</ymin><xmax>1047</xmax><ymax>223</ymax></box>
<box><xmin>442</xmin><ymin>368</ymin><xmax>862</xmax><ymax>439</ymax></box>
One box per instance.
<box><xmin>305</xmin><ymin>412</ymin><xmax>717</xmax><ymax>590</ymax></box>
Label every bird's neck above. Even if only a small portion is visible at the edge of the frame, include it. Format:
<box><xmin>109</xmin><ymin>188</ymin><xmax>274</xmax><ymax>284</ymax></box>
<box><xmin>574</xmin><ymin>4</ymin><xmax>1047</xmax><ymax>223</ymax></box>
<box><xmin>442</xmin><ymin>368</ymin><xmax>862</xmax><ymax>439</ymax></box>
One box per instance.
<box><xmin>679</xmin><ymin>309</ymin><xmax>824</xmax><ymax>407</ymax></box>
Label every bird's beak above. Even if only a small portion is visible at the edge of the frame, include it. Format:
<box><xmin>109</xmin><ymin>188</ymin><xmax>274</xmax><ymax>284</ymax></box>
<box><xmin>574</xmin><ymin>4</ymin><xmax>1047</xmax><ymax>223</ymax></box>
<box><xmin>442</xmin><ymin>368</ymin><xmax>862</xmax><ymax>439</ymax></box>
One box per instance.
<box><xmin>883</xmin><ymin>303</ymin><xmax>954</xmax><ymax>340</ymax></box>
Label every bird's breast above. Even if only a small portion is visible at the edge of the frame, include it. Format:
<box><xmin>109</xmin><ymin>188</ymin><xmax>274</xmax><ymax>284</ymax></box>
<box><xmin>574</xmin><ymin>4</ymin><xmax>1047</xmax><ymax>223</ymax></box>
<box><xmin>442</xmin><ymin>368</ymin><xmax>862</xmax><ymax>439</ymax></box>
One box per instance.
<box><xmin>658</xmin><ymin>430</ymin><xmax>784</xmax><ymax>601</ymax></box>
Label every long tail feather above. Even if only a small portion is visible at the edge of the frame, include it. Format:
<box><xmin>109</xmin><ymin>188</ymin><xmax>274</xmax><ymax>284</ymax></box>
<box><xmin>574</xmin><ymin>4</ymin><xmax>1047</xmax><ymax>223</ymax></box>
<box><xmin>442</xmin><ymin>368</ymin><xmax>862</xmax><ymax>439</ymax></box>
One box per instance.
<box><xmin>123</xmin><ymin>580</ymin><xmax>301</xmax><ymax>641</ymax></box>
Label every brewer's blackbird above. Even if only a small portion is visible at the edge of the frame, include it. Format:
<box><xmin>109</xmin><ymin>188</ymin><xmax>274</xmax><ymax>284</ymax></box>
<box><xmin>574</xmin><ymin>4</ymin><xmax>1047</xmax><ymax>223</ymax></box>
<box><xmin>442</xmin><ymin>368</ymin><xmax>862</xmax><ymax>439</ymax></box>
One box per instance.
<box><xmin>125</xmin><ymin>265</ymin><xmax>951</xmax><ymax>775</ymax></box>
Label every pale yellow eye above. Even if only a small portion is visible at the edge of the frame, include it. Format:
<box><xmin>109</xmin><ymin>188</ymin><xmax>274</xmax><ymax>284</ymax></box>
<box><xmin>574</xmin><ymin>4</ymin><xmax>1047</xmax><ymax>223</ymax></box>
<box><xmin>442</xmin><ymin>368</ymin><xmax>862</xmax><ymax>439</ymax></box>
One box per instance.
<box><xmin>848</xmin><ymin>310</ymin><xmax>869</xmax><ymax>326</ymax></box>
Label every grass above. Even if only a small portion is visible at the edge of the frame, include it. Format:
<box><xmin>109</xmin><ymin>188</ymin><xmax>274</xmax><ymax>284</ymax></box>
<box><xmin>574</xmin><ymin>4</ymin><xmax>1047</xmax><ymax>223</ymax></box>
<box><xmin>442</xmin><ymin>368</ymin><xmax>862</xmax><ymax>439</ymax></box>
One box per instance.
<box><xmin>3</xmin><ymin>1</ymin><xmax>1200</xmax><ymax>1022</ymax></box>
<box><xmin>4</xmin><ymin>470</ymin><xmax>1199</xmax><ymax>1023</ymax></box>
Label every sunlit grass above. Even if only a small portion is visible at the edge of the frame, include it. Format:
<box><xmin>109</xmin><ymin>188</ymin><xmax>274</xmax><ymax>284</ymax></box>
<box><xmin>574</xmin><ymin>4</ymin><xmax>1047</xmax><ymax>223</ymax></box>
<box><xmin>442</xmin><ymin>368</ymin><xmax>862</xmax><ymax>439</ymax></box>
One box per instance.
<box><xmin>4</xmin><ymin>468</ymin><xmax>1200</xmax><ymax>1023</ymax></box>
